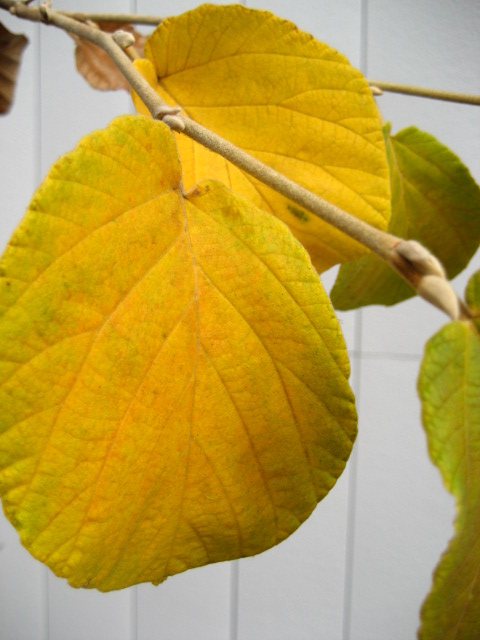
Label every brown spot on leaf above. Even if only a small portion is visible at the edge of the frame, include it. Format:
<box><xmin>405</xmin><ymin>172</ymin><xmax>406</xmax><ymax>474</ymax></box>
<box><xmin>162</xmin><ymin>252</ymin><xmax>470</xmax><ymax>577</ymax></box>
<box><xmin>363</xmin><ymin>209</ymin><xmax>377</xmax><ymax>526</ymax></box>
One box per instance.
<box><xmin>287</xmin><ymin>204</ymin><xmax>310</xmax><ymax>223</ymax></box>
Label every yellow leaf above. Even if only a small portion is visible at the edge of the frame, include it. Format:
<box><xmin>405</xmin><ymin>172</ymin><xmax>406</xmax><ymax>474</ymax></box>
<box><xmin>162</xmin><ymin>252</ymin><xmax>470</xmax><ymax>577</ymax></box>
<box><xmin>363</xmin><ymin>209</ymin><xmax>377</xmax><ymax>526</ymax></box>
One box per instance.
<box><xmin>132</xmin><ymin>4</ymin><xmax>390</xmax><ymax>273</ymax></box>
<box><xmin>0</xmin><ymin>115</ymin><xmax>356</xmax><ymax>591</ymax></box>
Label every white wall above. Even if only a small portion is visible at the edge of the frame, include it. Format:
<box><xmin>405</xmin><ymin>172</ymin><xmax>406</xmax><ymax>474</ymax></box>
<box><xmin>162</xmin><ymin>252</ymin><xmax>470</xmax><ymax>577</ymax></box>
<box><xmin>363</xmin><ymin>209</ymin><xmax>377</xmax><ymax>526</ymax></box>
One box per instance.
<box><xmin>0</xmin><ymin>1</ymin><xmax>479</xmax><ymax>639</ymax></box>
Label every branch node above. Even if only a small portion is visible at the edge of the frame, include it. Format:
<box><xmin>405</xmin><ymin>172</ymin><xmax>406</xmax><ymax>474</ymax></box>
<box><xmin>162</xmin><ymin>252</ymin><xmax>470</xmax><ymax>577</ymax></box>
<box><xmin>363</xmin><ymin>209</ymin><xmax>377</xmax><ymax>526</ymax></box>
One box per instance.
<box><xmin>153</xmin><ymin>105</ymin><xmax>181</xmax><ymax>118</ymax></box>
<box><xmin>153</xmin><ymin>105</ymin><xmax>185</xmax><ymax>130</ymax></box>
<box><xmin>395</xmin><ymin>239</ymin><xmax>446</xmax><ymax>278</ymax></box>
<box><xmin>112</xmin><ymin>30</ymin><xmax>135</xmax><ymax>50</ymax></box>
<box><xmin>39</xmin><ymin>1</ymin><xmax>52</xmax><ymax>23</ymax></box>
<box><xmin>162</xmin><ymin>114</ymin><xmax>186</xmax><ymax>132</ymax></box>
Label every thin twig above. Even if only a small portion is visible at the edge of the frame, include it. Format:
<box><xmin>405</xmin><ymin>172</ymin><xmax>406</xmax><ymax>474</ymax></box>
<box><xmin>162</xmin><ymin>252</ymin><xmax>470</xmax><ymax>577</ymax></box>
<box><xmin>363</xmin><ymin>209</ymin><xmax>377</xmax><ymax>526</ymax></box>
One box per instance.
<box><xmin>0</xmin><ymin>0</ymin><xmax>162</xmax><ymax>23</ymax></box>
<box><xmin>59</xmin><ymin>12</ymin><xmax>162</xmax><ymax>26</ymax></box>
<box><xmin>369</xmin><ymin>80</ymin><xmax>480</xmax><ymax>106</ymax></box>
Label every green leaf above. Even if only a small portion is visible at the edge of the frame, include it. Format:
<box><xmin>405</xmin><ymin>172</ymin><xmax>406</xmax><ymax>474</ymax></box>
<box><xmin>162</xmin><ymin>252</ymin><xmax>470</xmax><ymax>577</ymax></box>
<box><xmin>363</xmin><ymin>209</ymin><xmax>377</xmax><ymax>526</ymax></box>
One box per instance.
<box><xmin>466</xmin><ymin>270</ymin><xmax>480</xmax><ymax>321</ymax></box>
<box><xmin>418</xmin><ymin>270</ymin><xmax>480</xmax><ymax>639</ymax></box>
<box><xmin>331</xmin><ymin>125</ymin><xmax>480</xmax><ymax>310</ymax></box>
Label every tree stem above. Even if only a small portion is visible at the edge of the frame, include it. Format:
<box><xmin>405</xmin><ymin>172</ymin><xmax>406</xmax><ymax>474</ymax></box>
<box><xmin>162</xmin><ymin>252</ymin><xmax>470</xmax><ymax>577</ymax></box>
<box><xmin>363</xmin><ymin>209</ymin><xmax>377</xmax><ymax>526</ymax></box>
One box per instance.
<box><xmin>369</xmin><ymin>80</ymin><xmax>480</xmax><ymax>106</ymax></box>
<box><xmin>59</xmin><ymin>12</ymin><xmax>163</xmax><ymax>26</ymax></box>
<box><xmin>0</xmin><ymin>0</ymin><xmax>162</xmax><ymax>23</ymax></box>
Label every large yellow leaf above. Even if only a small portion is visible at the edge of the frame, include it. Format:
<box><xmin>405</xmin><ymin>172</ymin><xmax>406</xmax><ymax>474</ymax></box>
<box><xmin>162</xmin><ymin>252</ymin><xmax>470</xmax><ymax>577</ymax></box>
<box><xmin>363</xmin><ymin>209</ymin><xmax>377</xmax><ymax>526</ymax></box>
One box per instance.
<box><xmin>0</xmin><ymin>115</ymin><xmax>356</xmax><ymax>591</ymax></box>
<box><xmin>132</xmin><ymin>4</ymin><xmax>390</xmax><ymax>273</ymax></box>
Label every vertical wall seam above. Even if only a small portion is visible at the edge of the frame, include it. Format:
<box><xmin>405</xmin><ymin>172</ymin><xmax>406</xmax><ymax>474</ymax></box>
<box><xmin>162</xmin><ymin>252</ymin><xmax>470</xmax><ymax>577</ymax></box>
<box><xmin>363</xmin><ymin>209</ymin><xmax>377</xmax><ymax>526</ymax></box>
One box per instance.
<box><xmin>342</xmin><ymin>310</ymin><xmax>363</xmax><ymax>640</ymax></box>
<box><xmin>342</xmin><ymin>4</ymin><xmax>369</xmax><ymax>637</ymax></box>
<box><xmin>35</xmin><ymin>3</ymin><xmax>42</xmax><ymax>189</ymax></box>
<box><xmin>230</xmin><ymin>562</ymin><xmax>240</xmax><ymax>640</ymax></box>
<box><xmin>360</xmin><ymin>0</ymin><xmax>369</xmax><ymax>76</ymax></box>
<box><xmin>130</xmin><ymin>587</ymin><xmax>138</xmax><ymax>640</ymax></box>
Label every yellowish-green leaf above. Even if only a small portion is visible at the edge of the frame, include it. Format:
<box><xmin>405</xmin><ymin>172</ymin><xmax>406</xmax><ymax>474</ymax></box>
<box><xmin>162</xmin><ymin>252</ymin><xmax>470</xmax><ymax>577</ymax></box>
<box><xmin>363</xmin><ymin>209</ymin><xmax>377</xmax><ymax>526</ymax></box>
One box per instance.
<box><xmin>466</xmin><ymin>271</ymin><xmax>480</xmax><ymax>324</ymax></box>
<box><xmin>418</xmin><ymin>271</ymin><xmax>480</xmax><ymax>639</ymax></box>
<box><xmin>132</xmin><ymin>4</ymin><xmax>390</xmax><ymax>273</ymax></box>
<box><xmin>331</xmin><ymin>125</ymin><xmax>480</xmax><ymax>310</ymax></box>
<box><xmin>0</xmin><ymin>115</ymin><xmax>356</xmax><ymax>591</ymax></box>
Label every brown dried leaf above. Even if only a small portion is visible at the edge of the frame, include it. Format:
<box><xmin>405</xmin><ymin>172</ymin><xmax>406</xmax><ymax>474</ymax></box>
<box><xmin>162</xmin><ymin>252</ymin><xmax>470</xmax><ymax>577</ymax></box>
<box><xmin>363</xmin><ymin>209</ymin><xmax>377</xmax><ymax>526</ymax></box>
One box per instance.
<box><xmin>0</xmin><ymin>22</ymin><xmax>29</xmax><ymax>114</ymax></box>
<box><xmin>74</xmin><ymin>23</ymin><xmax>146</xmax><ymax>91</ymax></box>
